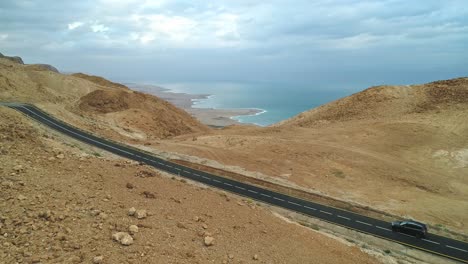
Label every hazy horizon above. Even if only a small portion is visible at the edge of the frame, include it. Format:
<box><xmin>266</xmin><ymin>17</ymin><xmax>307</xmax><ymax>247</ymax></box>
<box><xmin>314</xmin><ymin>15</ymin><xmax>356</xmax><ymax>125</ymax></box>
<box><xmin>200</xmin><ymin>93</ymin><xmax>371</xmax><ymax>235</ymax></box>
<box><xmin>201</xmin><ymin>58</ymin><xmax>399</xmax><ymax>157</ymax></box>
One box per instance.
<box><xmin>1</xmin><ymin>0</ymin><xmax>467</xmax><ymax>91</ymax></box>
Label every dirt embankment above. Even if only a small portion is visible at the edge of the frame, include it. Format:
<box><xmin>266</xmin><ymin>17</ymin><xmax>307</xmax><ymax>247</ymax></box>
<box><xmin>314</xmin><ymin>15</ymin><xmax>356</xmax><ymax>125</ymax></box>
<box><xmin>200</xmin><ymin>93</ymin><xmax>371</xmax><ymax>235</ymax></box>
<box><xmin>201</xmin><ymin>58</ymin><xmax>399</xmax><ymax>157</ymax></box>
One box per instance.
<box><xmin>154</xmin><ymin>77</ymin><xmax>468</xmax><ymax>236</ymax></box>
<box><xmin>0</xmin><ymin>105</ymin><xmax>380</xmax><ymax>264</ymax></box>
<box><xmin>0</xmin><ymin>56</ymin><xmax>209</xmax><ymax>142</ymax></box>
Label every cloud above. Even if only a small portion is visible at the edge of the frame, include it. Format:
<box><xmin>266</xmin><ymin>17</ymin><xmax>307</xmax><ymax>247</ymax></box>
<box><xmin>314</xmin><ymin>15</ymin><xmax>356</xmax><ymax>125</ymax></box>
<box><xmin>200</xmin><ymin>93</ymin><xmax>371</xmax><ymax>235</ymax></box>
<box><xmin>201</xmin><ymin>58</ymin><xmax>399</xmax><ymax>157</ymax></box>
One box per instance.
<box><xmin>0</xmin><ymin>0</ymin><xmax>466</xmax><ymax>86</ymax></box>
<box><xmin>91</xmin><ymin>22</ymin><xmax>109</xmax><ymax>33</ymax></box>
<box><xmin>68</xmin><ymin>22</ymin><xmax>84</xmax><ymax>30</ymax></box>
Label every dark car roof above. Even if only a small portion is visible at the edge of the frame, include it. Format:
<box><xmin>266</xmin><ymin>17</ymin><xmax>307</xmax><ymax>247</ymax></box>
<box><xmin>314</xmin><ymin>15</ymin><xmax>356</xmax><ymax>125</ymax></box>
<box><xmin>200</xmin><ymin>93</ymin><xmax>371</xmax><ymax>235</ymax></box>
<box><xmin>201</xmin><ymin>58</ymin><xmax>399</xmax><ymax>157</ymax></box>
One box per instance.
<box><xmin>402</xmin><ymin>220</ymin><xmax>427</xmax><ymax>229</ymax></box>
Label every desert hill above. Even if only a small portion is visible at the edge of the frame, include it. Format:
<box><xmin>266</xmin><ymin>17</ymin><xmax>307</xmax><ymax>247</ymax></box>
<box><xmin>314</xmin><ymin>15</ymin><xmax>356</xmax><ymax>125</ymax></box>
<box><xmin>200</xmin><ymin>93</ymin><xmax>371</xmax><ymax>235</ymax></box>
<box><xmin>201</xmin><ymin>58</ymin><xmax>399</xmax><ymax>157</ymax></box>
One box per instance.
<box><xmin>0</xmin><ymin>99</ymin><xmax>379</xmax><ymax>264</ymax></box>
<box><xmin>0</xmin><ymin>55</ymin><xmax>208</xmax><ymax>141</ymax></box>
<box><xmin>279</xmin><ymin>77</ymin><xmax>468</xmax><ymax>129</ymax></box>
<box><xmin>0</xmin><ymin>53</ymin><xmax>384</xmax><ymax>263</ymax></box>
<box><xmin>155</xmin><ymin>78</ymin><xmax>468</xmax><ymax>236</ymax></box>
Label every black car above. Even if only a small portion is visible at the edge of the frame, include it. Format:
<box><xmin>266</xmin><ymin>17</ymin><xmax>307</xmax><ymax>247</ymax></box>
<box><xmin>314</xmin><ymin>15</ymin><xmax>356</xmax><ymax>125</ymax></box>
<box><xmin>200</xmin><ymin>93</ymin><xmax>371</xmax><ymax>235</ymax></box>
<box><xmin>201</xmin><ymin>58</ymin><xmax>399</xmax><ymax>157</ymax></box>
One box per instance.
<box><xmin>391</xmin><ymin>220</ymin><xmax>428</xmax><ymax>238</ymax></box>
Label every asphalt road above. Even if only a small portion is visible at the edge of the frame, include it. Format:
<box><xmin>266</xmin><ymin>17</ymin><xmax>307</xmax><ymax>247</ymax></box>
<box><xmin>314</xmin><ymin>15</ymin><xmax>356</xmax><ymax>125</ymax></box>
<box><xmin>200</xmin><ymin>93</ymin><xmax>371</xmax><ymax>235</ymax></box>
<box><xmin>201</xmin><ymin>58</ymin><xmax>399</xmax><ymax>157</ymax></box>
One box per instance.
<box><xmin>4</xmin><ymin>103</ymin><xmax>468</xmax><ymax>263</ymax></box>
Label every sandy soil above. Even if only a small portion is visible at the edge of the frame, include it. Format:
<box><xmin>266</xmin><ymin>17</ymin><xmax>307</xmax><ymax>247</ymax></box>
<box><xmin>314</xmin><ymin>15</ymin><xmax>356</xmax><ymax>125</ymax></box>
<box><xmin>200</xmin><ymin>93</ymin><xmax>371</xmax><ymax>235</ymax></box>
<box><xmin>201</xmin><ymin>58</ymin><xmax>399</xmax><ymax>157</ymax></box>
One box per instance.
<box><xmin>152</xmin><ymin>79</ymin><xmax>468</xmax><ymax>237</ymax></box>
<box><xmin>0</xmin><ymin>105</ymin><xmax>380</xmax><ymax>264</ymax></box>
<box><xmin>127</xmin><ymin>83</ymin><xmax>263</xmax><ymax>127</ymax></box>
<box><xmin>1</xmin><ymin>53</ymin><xmax>466</xmax><ymax>260</ymax></box>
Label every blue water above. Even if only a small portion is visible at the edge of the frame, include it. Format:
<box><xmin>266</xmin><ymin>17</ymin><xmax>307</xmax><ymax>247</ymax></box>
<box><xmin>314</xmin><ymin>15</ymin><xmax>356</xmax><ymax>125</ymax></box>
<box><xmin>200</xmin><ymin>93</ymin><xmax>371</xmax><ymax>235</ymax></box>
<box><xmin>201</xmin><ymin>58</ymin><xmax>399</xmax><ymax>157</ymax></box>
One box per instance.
<box><xmin>158</xmin><ymin>82</ymin><xmax>353</xmax><ymax>126</ymax></box>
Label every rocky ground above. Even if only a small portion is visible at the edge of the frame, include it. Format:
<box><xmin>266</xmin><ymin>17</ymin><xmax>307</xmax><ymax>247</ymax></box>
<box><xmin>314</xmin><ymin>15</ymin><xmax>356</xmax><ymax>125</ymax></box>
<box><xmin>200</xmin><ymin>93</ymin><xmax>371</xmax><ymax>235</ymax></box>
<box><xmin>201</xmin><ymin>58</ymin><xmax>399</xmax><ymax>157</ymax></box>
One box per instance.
<box><xmin>0</xmin><ymin>107</ymin><xmax>381</xmax><ymax>263</ymax></box>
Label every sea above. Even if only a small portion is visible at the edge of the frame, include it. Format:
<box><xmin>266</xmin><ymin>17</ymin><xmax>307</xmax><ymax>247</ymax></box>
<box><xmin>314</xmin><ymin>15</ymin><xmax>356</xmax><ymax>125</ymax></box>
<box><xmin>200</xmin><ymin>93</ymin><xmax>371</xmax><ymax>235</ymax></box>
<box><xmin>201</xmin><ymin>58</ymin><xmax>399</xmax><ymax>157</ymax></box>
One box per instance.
<box><xmin>153</xmin><ymin>81</ymin><xmax>354</xmax><ymax>126</ymax></box>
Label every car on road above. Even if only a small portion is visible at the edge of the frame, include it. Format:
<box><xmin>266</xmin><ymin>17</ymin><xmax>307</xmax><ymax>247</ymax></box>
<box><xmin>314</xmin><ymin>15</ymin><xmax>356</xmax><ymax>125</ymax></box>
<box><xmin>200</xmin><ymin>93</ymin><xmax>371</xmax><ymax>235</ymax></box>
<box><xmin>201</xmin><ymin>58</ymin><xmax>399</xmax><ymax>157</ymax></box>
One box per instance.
<box><xmin>391</xmin><ymin>220</ymin><xmax>428</xmax><ymax>238</ymax></box>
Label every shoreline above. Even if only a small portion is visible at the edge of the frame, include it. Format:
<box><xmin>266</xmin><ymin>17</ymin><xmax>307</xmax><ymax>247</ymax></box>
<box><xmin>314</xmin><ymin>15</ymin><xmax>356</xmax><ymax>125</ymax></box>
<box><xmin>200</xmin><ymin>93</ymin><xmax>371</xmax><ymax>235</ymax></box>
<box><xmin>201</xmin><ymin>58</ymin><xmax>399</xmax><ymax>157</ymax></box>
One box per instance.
<box><xmin>126</xmin><ymin>83</ymin><xmax>265</xmax><ymax>127</ymax></box>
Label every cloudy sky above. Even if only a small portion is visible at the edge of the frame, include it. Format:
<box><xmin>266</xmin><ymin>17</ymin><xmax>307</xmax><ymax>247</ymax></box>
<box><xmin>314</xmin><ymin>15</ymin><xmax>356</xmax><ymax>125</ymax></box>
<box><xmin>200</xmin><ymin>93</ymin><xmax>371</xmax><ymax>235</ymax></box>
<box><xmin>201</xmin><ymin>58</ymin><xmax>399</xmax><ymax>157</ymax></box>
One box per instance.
<box><xmin>1</xmin><ymin>0</ymin><xmax>467</xmax><ymax>90</ymax></box>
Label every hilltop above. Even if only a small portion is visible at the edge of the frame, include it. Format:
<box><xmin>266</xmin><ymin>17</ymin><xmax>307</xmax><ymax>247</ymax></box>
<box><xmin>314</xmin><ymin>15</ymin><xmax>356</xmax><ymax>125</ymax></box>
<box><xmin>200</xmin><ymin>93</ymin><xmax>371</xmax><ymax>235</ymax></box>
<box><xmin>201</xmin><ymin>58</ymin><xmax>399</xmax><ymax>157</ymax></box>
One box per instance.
<box><xmin>0</xmin><ymin>55</ymin><xmax>208</xmax><ymax>141</ymax></box>
<box><xmin>157</xmin><ymin>78</ymin><xmax>468</xmax><ymax>237</ymax></box>
<box><xmin>0</xmin><ymin>53</ymin><xmax>382</xmax><ymax>263</ymax></box>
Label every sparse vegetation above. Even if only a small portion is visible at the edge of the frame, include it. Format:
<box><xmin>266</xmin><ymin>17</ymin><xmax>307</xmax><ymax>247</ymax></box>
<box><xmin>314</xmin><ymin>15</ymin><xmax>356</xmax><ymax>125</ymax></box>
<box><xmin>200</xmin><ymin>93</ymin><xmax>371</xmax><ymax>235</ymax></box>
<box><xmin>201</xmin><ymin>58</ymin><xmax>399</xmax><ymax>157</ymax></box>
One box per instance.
<box><xmin>331</xmin><ymin>169</ymin><xmax>345</xmax><ymax>178</ymax></box>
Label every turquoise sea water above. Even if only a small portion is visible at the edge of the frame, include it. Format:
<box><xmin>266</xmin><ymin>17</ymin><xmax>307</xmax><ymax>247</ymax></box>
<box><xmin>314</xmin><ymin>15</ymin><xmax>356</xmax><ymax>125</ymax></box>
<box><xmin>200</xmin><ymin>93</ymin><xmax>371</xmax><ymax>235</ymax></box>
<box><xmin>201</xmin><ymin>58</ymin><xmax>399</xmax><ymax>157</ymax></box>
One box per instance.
<box><xmin>159</xmin><ymin>82</ymin><xmax>353</xmax><ymax>126</ymax></box>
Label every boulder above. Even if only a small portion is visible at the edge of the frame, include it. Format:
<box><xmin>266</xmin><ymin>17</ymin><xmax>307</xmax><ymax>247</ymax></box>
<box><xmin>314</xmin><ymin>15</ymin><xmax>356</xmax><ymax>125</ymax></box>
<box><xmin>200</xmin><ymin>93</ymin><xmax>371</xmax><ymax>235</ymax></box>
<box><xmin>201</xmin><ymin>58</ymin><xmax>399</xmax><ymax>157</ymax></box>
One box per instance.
<box><xmin>112</xmin><ymin>232</ymin><xmax>133</xmax><ymax>246</ymax></box>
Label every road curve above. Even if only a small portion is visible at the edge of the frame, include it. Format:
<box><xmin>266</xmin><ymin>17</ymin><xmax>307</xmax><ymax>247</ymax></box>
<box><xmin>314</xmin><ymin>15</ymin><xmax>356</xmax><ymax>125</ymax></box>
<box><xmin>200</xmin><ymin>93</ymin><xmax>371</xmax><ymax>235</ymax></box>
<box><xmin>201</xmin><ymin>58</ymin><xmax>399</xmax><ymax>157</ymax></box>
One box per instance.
<box><xmin>3</xmin><ymin>103</ymin><xmax>468</xmax><ymax>263</ymax></box>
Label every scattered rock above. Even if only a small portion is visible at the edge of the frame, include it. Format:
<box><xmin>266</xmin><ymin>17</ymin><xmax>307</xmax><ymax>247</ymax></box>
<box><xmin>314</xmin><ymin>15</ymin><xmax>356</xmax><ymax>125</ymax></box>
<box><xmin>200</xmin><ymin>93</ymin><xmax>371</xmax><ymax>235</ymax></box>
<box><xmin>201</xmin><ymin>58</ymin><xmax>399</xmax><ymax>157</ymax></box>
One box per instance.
<box><xmin>128</xmin><ymin>207</ymin><xmax>136</xmax><ymax>216</ymax></box>
<box><xmin>193</xmin><ymin>216</ymin><xmax>200</xmax><ymax>222</ymax></box>
<box><xmin>142</xmin><ymin>191</ymin><xmax>156</xmax><ymax>199</ymax></box>
<box><xmin>93</xmin><ymin>255</ymin><xmax>104</xmax><ymax>264</ymax></box>
<box><xmin>13</xmin><ymin>164</ymin><xmax>24</xmax><ymax>172</ymax></box>
<box><xmin>98</xmin><ymin>212</ymin><xmax>108</xmax><ymax>220</ymax></box>
<box><xmin>128</xmin><ymin>225</ymin><xmax>139</xmax><ymax>235</ymax></box>
<box><xmin>202</xmin><ymin>224</ymin><xmax>208</xmax><ymax>229</ymax></box>
<box><xmin>90</xmin><ymin>209</ymin><xmax>101</xmax><ymax>216</ymax></box>
<box><xmin>253</xmin><ymin>254</ymin><xmax>259</xmax><ymax>260</ymax></box>
<box><xmin>17</xmin><ymin>194</ymin><xmax>27</xmax><ymax>200</ymax></box>
<box><xmin>204</xmin><ymin>236</ymin><xmax>214</xmax><ymax>247</ymax></box>
<box><xmin>126</xmin><ymin>182</ymin><xmax>134</xmax><ymax>189</ymax></box>
<box><xmin>176</xmin><ymin>222</ymin><xmax>187</xmax><ymax>229</ymax></box>
<box><xmin>135</xmin><ymin>210</ymin><xmax>147</xmax><ymax>219</ymax></box>
<box><xmin>112</xmin><ymin>232</ymin><xmax>134</xmax><ymax>246</ymax></box>
<box><xmin>1</xmin><ymin>181</ymin><xmax>13</xmax><ymax>188</ymax></box>
<box><xmin>56</xmin><ymin>153</ymin><xmax>65</xmax><ymax>159</ymax></box>
<box><xmin>136</xmin><ymin>170</ymin><xmax>157</xmax><ymax>178</ymax></box>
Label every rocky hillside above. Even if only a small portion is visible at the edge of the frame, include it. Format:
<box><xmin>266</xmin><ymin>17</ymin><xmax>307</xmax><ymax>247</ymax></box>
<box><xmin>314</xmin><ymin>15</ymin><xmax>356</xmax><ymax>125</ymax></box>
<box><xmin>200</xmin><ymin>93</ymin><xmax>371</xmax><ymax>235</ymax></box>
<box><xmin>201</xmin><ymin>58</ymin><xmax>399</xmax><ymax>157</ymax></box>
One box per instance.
<box><xmin>279</xmin><ymin>77</ymin><xmax>468</xmax><ymax>129</ymax></box>
<box><xmin>0</xmin><ymin>106</ymin><xmax>380</xmax><ymax>264</ymax></box>
<box><xmin>154</xmin><ymin>77</ymin><xmax>468</xmax><ymax>236</ymax></box>
<box><xmin>0</xmin><ymin>53</ymin><xmax>208</xmax><ymax>140</ymax></box>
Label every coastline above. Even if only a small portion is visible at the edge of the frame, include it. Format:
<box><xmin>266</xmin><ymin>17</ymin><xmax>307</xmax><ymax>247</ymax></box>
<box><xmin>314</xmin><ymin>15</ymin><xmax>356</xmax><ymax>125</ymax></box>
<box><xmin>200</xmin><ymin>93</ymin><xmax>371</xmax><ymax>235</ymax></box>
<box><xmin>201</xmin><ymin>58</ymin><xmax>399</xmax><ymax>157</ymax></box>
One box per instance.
<box><xmin>126</xmin><ymin>83</ymin><xmax>265</xmax><ymax>127</ymax></box>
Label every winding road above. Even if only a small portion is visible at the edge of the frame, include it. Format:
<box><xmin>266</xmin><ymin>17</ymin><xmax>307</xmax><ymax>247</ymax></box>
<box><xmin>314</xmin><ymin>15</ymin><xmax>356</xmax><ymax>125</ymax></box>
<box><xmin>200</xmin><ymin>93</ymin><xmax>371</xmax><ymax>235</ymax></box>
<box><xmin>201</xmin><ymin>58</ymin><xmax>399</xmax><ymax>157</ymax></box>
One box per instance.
<box><xmin>3</xmin><ymin>102</ymin><xmax>467</xmax><ymax>263</ymax></box>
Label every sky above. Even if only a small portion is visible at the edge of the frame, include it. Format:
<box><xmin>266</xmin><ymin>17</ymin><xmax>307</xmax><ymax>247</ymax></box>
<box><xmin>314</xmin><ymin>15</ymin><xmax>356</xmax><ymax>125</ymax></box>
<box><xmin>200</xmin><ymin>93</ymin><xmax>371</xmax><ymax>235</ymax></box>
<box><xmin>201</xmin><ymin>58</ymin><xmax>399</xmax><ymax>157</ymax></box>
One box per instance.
<box><xmin>0</xmin><ymin>0</ymin><xmax>467</xmax><ymax>90</ymax></box>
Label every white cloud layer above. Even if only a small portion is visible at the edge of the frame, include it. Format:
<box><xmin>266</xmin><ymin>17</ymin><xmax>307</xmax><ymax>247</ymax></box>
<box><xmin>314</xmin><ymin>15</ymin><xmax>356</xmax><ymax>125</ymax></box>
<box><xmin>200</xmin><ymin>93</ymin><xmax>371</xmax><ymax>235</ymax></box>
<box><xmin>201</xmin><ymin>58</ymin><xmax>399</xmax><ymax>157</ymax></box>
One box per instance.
<box><xmin>0</xmin><ymin>0</ymin><xmax>467</xmax><ymax>86</ymax></box>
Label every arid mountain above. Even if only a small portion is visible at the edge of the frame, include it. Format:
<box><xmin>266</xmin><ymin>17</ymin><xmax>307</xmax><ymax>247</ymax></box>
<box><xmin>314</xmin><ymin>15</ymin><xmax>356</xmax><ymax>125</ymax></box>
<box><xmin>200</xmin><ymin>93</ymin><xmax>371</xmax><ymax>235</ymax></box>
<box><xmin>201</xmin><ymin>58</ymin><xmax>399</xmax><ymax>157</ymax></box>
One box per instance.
<box><xmin>279</xmin><ymin>78</ymin><xmax>468</xmax><ymax>128</ymax></box>
<box><xmin>0</xmin><ymin>54</ymin><xmax>383</xmax><ymax>263</ymax></box>
<box><xmin>0</xmin><ymin>102</ymin><xmax>379</xmax><ymax>264</ymax></box>
<box><xmin>0</xmin><ymin>56</ymin><xmax>208</xmax><ymax>141</ymax></box>
<box><xmin>156</xmin><ymin>78</ymin><xmax>468</xmax><ymax>236</ymax></box>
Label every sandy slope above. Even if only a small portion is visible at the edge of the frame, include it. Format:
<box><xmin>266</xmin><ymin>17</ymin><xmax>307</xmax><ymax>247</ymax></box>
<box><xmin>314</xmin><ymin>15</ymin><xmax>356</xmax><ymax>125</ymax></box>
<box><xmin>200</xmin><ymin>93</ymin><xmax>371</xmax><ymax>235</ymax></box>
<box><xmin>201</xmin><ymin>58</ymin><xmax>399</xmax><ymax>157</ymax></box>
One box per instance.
<box><xmin>156</xmin><ymin>78</ymin><xmax>468</xmax><ymax>235</ymax></box>
<box><xmin>0</xmin><ymin>101</ymin><xmax>380</xmax><ymax>263</ymax></box>
<box><xmin>0</xmin><ymin>57</ymin><xmax>208</xmax><ymax>142</ymax></box>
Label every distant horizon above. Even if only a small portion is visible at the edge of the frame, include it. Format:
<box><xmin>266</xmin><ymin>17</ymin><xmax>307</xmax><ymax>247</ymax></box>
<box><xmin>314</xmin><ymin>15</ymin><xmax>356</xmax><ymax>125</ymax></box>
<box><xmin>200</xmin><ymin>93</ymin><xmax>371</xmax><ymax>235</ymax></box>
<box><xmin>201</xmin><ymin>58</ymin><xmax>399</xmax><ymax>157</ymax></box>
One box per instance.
<box><xmin>2</xmin><ymin>0</ymin><xmax>467</xmax><ymax>93</ymax></box>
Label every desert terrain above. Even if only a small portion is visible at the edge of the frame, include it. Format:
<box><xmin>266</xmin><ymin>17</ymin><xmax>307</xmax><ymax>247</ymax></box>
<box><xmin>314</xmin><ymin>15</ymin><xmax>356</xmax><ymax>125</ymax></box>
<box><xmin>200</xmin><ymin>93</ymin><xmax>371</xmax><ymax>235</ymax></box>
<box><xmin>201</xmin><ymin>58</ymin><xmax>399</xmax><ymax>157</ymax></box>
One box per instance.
<box><xmin>1</xmin><ymin>52</ymin><xmax>467</xmax><ymax>262</ymax></box>
<box><xmin>0</xmin><ymin>106</ymin><xmax>381</xmax><ymax>263</ymax></box>
<box><xmin>154</xmin><ymin>78</ymin><xmax>468</xmax><ymax>238</ymax></box>
<box><xmin>0</xmin><ymin>54</ymin><xmax>387</xmax><ymax>263</ymax></box>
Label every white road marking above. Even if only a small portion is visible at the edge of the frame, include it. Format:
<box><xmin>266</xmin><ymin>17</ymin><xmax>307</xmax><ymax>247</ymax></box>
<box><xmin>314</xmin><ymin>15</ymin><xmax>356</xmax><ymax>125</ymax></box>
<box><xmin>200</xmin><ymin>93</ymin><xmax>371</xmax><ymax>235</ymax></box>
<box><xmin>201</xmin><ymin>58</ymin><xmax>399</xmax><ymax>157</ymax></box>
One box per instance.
<box><xmin>320</xmin><ymin>210</ymin><xmax>332</xmax><ymax>215</ymax></box>
<box><xmin>182</xmin><ymin>170</ymin><xmax>190</xmax><ymax>174</ymax></box>
<box><xmin>224</xmin><ymin>183</ymin><xmax>233</xmax><ymax>187</ymax></box>
<box><xmin>422</xmin><ymin>239</ymin><xmax>440</xmax><ymax>245</ymax></box>
<box><xmin>337</xmin><ymin>215</ymin><xmax>351</xmax><ymax>220</ymax></box>
<box><xmin>193</xmin><ymin>173</ymin><xmax>201</xmax><ymax>177</ymax></box>
<box><xmin>212</xmin><ymin>179</ymin><xmax>221</xmax><ymax>183</ymax></box>
<box><xmin>27</xmin><ymin>106</ymin><xmax>462</xmax><ymax>255</ymax></box>
<box><xmin>20</xmin><ymin>106</ymin><xmax>137</xmax><ymax>157</ymax></box>
<box><xmin>174</xmin><ymin>167</ymin><xmax>181</xmax><ymax>171</ymax></box>
<box><xmin>235</xmin><ymin>186</ymin><xmax>246</xmax><ymax>191</ymax></box>
<box><xmin>287</xmin><ymin>201</ymin><xmax>302</xmax><ymax>206</ymax></box>
<box><xmin>355</xmin><ymin>220</ymin><xmax>372</xmax><ymax>226</ymax></box>
<box><xmin>202</xmin><ymin>176</ymin><xmax>211</xmax><ymax>180</ymax></box>
<box><xmin>273</xmin><ymin>197</ymin><xmax>285</xmax><ymax>202</ymax></box>
<box><xmin>376</xmin><ymin>226</ymin><xmax>391</xmax><ymax>231</ymax></box>
<box><xmin>446</xmin><ymin>245</ymin><xmax>468</xmax><ymax>252</ymax></box>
